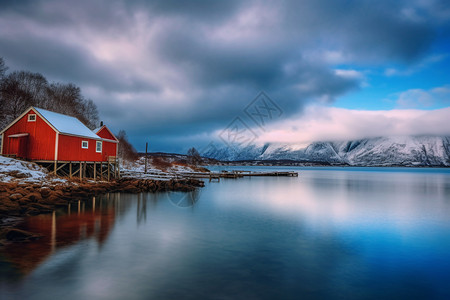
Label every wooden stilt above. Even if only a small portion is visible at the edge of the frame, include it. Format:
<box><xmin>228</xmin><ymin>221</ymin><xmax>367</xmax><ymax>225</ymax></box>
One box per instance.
<box><xmin>32</xmin><ymin>159</ymin><xmax>124</xmax><ymax>180</ymax></box>
<box><xmin>56</xmin><ymin>163</ymin><xmax>67</xmax><ymax>172</ymax></box>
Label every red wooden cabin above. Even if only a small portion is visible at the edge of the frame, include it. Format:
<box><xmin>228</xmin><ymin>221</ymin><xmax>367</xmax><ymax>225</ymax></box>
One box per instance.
<box><xmin>0</xmin><ymin>107</ymin><xmax>118</xmax><ymax>162</ymax></box>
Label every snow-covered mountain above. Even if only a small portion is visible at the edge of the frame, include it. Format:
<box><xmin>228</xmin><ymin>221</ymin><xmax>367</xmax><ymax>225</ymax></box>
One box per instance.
<box><xmin>203</xmin><ymin>136</ymin><xmax>450</xmax><ymax>166</ymax></box>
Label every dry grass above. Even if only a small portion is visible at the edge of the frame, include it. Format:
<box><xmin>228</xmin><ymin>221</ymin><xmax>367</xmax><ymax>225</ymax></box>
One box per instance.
<box><xmin>171</xmin><ymin>161</ymin><xmax>209</xmax><ymax>172</ymax></box>
<box><xmin>151</xmin><ymin>157</ymin><xmax>172</xmax><ymax>172</ymax></box>
<box><xmin>149</xmin><ymin>157</ymin><xmax>209</xmax><ymax>173</ymax></box>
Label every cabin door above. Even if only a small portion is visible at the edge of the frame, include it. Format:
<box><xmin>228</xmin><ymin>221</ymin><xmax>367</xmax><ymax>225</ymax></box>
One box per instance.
<box><xmin>8</xmin><ymin>135</ymin><xmax>29</xmax><ymax>159</ymax></box>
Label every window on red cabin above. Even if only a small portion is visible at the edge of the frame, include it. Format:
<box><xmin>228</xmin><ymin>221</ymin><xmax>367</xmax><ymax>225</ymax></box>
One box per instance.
<box><xmin>82</xmin><ymin>141</ymin><xmax>88</xmax><ymax>149</ymax></box>
<box><xmin>96</xmin><ymin>141</ymin><xmax>102</xmax><ymax>153</ymax></box>
<box><xmin>28</xmin><ymin>114</ymin><xmax>36</xmax><ymax>122</ymax></box>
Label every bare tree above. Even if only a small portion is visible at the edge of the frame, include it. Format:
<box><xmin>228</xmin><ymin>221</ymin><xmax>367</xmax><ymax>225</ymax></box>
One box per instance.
<box><xmin>0</xmin><ymin>57</ymin><xmax>7</xmax><ymax>78</ymax></box>
<box><xmin>46</xmin><ymin>82</ymin><xmax>99</xmax><ymax>129</ymax></box>
<box><xmin>17</xmin><ymin>71</ymin><xmax>48</xmax><ymax>106</ymax></box>
<box><xmin>80</xmin><ymin>99</ymin><xmax>100</xmax><ymax>129</ymax></box>
<box><xmin>0</xmin><ymin>64</ymin><xmax>101</xmax><ymax>131</ymax></box>
<box><xmin>0</xmin><ymin>72</ymin><xmax>36</xmax><ymax>128</ymax></box>
<box><xmin>187</xmin><ymin>147</ymin><xmax>202</xmax><ymax>166</ymax></box>
<box><xmin>117</xmin><ymin>130</ymin><xmax>139</xmax><ymax>161</ymax></box>
<box><xmin>47</xmin><ymin>82</ymin><xmax>82</xmax><ymax>114</ymax></box>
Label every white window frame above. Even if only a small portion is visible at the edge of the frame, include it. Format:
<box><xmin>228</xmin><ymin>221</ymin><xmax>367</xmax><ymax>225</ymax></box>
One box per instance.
<box><xmin>81</xmin><ymin>141</ymin><xmax>89</xmax><ymax>149</ymax></box>
<box><xmin>96</xmin><ymin>141</ymin><xmax>102</xmax><ymax>153</ymax></box>
<box><xmin>28</xmin><ymin>114</ymin><xmax>36</xmax><ymax>122</ymax></box>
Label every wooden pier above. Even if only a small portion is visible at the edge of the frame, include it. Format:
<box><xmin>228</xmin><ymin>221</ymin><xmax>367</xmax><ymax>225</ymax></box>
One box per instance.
<box><xmin>242</xmin><ymin>171</ymin><xmax>298</xmax><ymax>177</ymax></box>
<box><xmin>180</xmin><ymin>170</ymin><xmax>299</xmax><ymax>180</ymax></box>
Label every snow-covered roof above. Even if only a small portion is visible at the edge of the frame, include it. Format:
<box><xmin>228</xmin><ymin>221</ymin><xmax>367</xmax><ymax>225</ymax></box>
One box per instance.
<box><xmin>34</xmin><ymin>107</ymin><xmax>100</xmax><ymax>139</ymax></box>
<box><xmin>93</xmin><ymin>125</ymin><xmax>119</xmax><ymax>142</ymax></box>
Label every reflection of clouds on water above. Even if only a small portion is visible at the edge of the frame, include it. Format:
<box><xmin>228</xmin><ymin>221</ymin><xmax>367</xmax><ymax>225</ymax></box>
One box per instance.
<box><xmin>213</xmin><ymin>171</ymin><xmax>450</xmax><ymax>231</ymax></box>
<box><xmin>2</xmin><ymin>169</ymin><xmax>450</xmax><ymax>299</ymax></box>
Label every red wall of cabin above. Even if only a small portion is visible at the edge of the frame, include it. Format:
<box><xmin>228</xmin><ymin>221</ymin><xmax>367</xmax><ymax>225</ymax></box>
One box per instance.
<box><xmin>57</xmin><ymin>135</ymin><xmax>117</xmax><ymax>162</ymax></box>
<box><xmin>103</xmin><ymin>140</ymin><xmax>118</xmax><ymax>159</ymax></box>
<box><xmin>97</xmin><ymin>127</ymin><xmax>116</xmax><ymax>141</ymax></box>
<box><xmin>2</xmin><ymin>110</ymin><xmax>56</xmax><ymax>160</ymax></box>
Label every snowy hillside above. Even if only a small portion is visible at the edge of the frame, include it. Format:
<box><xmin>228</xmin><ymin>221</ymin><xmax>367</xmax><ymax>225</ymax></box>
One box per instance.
<box><xmin>0</xmin><ymin>156</ymin><xmax>52</xmax><ymax>182</ymax></box>
<box><xmin>203</xmin><ymin>136</ymin><xmax>450</xmax><ymax>166</ymax></box>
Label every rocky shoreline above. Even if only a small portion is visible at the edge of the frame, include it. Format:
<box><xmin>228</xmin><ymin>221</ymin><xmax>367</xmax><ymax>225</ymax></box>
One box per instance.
<box><xmin>0</xmin><ymin>177</ymin><xmax>204</xmax><ymax>243</ymax></box>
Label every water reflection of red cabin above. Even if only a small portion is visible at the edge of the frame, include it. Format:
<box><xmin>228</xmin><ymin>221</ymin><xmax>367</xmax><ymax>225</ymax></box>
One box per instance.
<box><xmin>1</xmin><ymin>198</ymin><xmax>116</xmax><ymax>276</ymax></box>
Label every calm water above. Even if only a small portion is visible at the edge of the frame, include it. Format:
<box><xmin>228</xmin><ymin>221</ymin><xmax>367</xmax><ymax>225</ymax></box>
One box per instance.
<box><xmin>1</xmin><ymin>167</ymin><xmax>450</xmax><ymax>299</ymax></box>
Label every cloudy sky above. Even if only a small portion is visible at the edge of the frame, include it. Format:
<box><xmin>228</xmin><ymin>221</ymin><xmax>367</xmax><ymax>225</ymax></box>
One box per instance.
<box><xmin>1</xmin><ymin>0</ymin><xmax>449</xmax><ymax>152</ymax></box>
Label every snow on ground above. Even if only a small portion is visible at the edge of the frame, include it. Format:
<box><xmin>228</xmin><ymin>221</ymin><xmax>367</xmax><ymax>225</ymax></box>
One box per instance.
<box><xmin>120</xmin><ymin>157</ymin><xmax>207</xmax><ymax>180</ymax></box>
<box><xmin>0</xmin><ymin>155</ymin><xmax>207</xmax><ymax>184</ymax></box>
<box><xmin>0</xmin><ymin>156</ymin><xmax>65</xmax><ymax>183</ymax></box>
<box><xmin>122</xmin><ymin>157</ymin><xmax>200</xmax><ymax>173</ymax></box>
<box><xmin>121</xmin><ymin>157</ymin><xmax>161</xmax><ymax>174</ymax></box>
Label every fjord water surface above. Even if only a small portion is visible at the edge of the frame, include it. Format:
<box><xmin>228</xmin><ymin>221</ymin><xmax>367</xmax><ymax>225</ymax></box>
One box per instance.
<box><xmin>1</xmin><ymin>167</ymin><xmax>450</xmax><ymax>299</ymax></box>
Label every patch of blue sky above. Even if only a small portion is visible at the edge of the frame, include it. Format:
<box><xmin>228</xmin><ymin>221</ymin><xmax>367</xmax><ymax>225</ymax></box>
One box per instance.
<box><xmin>333</xmin><ymin>53</ymin><xmax>450</xmax><ymax>110</ymax></box>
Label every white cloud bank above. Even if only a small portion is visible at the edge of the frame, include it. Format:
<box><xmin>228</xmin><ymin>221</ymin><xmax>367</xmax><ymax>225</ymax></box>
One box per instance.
<box><xmin>395</xmin><ymin>85</ymin><xmax>450</xmax><ymax>108</ymax></box>
<box><xmin>256</xmin><ymin>106</ymin><xmax>450</xmax><ymax>144</ymax></box>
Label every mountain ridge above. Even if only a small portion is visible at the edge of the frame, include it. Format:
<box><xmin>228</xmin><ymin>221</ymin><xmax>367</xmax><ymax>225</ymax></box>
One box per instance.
<box><xmin>203</xmin><ymin>135</ymin><xmax>450</xmax><ymax>166</ymax></box>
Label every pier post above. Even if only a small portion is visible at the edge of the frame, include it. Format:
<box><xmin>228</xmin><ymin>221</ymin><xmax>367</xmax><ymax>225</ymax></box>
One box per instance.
<box><xmin>145</xmin><ymin>142</ymin><xmax>148</xmax><ymax>174</ymax></box>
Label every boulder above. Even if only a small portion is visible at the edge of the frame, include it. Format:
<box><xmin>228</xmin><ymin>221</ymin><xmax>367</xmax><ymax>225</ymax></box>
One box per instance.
<box><xmin>25</xmin><ymin>192</ymin><xmax>43</xmax><ymax>203</ymax></box>
<box><xmin>9</xmin><ymin>193</ymin><xmax>23</xmax><ymax>201</ymax></box>
<box><xmin>122</xmin><ymin>185</ymin><xmax>140</xmax><ymax>193</ymax></box>
<box><xmin>0</xmin><ymin>198</ymin><xmax>20</xmax><ymax>212</ymax></box>
<box><xmin>39</xmin><ymin>187</ymin><xmax>52</xmax><ymax>198</ymax></box>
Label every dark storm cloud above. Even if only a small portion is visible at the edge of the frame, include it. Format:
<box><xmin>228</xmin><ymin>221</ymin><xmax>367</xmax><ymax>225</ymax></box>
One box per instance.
<box><xmin>0</xmin><ymin>34</ymin><xmax>156</xmax><ymax>92</ymax></box>
<box><xmin>281</xmin><ymin>0</ymin><xmax>435</xmax><ymax>62</ymax></box>
<box><xmin>141</xmin><ymin>0</ymin><xmax>242</xmax><ymax>21</ymax></box>
<box><xmin>0</xmin><ymin>0</ymin><xmax>448</xmax><ymax>151</ymax></box>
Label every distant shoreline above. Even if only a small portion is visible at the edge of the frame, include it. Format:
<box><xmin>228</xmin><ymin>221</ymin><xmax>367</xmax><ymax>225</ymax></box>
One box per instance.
<box><xmin>139</xmin><ymin>152</ymin><xmax>450</xmax><ymax>168</ymax></box>
<box><xmin>207</xmin><ymin>161</ymin><xmax>450</xmax><ymax>168</ymax></box>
